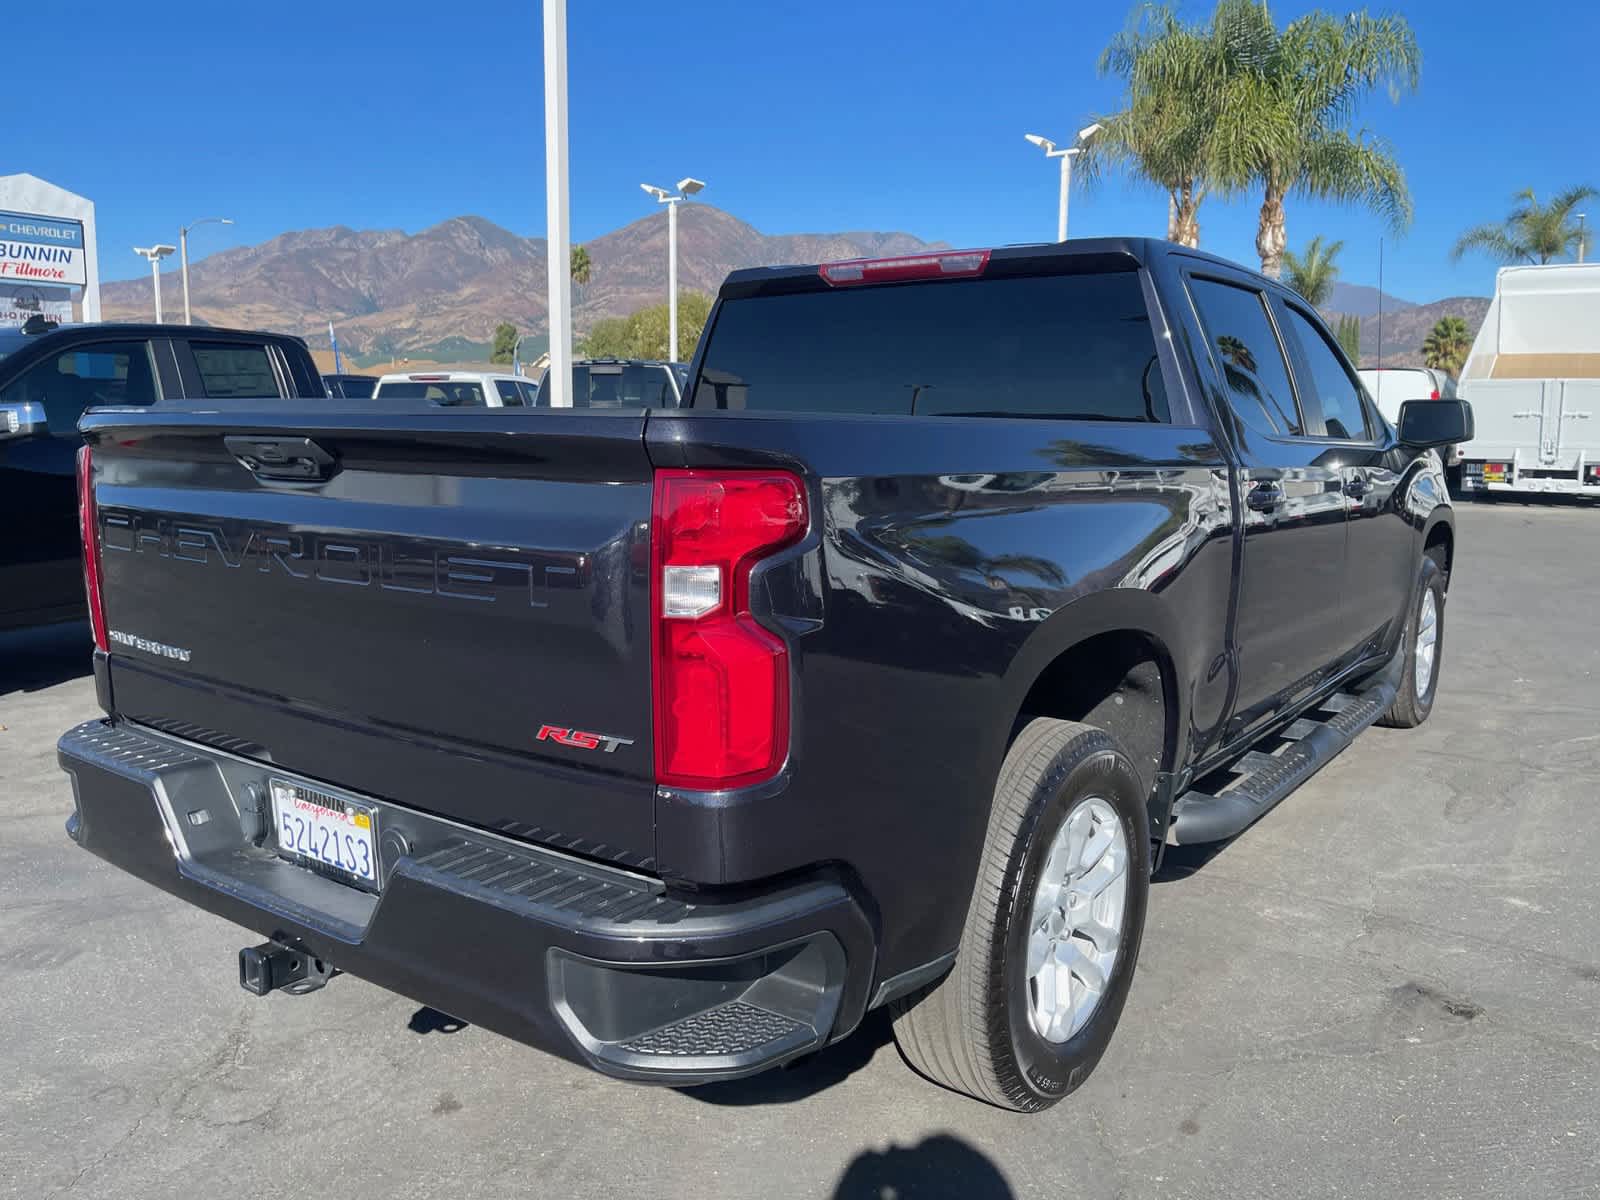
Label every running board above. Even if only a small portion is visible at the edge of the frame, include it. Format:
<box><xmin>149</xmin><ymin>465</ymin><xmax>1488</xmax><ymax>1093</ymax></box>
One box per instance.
<box><xmin>1168</xmin><ymin>676</ymin><xmax>1398</xmax><ymax>845</ymax></box>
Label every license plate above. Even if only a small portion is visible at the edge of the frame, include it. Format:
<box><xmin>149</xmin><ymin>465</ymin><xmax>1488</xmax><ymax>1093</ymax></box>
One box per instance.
<box><xmin>270</xmin><ymin>780</ymin><xmax>378</xmax><ymax>888</ymax></box>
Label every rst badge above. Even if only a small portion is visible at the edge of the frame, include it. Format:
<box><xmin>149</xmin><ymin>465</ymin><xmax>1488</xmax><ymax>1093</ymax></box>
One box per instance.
<box><xmin>536</xmin><ymin>725</ymin><xmax>634</xmax><ymax>754</ymax></box>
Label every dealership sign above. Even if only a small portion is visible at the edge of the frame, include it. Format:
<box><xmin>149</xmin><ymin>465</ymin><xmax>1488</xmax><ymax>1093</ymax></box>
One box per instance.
<box><xmin>0</xmin><ymin>209</ymin><xmax>88</xmax><ymax>287</ymax></box>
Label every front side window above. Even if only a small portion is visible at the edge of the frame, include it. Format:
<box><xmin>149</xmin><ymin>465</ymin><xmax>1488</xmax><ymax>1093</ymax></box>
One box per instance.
<box><xmin>1278</xmin><ymin>305</ymin><xmax>1370</xmax><ymax>441</ymax></box>
<box><xmin>495</xmin><ymin>380</ymin><xmax>524</xmax><ymax>406</ymax></box>
<box><xmin>1187</xmin><ymin>278</ymin><xmax>1301</xmax><ymax>438</ymax></box>
<box><xmin>0</xmin><ymin>340</ymin><xmax>158</xmax><ymax>432</ymax></box>
<box><xmin>193</xmin><ymin>343</ymin><xmax>280</xmax><ymax>398</ymax></box>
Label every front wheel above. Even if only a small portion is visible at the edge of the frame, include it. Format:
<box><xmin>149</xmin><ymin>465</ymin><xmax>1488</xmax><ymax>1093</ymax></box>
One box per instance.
<box><xmin>1379</xmin><ymin>553</ymin><xmax>1446</xmax><ymax>728</ymax></box>
<box><xmin>890</xmin><ymin>719</ymin><xmax>1150</xmax><ymax>1111</ymax></box>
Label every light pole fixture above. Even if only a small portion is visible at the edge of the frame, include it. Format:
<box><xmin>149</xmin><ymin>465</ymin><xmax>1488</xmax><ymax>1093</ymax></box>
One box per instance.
<box><xmin>132</xmin><ymin>245</ymin><xmax>177</xmax><ymax>323</ymax></box>
<box><xmin>641</xmin><ymin>177</ymin><xmax>706</xmax><ymax>362</ymax></box>
<box><xmin>179</xmin><ymin>216</ymin><xmax>232</xmax><ymax>325</ymax></box>
<box><xmin>1024</xmin><ymin>123</ymin><xmax>1102</xmax><ymax>242</ymax></box>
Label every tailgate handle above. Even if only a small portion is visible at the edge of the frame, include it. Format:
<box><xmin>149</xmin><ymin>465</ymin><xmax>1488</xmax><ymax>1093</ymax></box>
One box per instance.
<box><xmin>225</xmin><ymin>436</ymin><xmax>336</xmax><ymax>481</ymax></box>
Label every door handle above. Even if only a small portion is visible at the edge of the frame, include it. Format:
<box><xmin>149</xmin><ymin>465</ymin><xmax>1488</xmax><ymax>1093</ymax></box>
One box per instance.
<box><xmin>1343</xmin><ymin>477</ymin><xmax>1372</xmax><ymax>499</ymax></box>
<box><xmin>1246</xmin><ymin>481</ymin><xmax>1284</xmax><ymax>511</ymax></box>
<box><xmin>224</xmin><ymin>435</ymin><xmax>336</xmax><ymax>481</ymax></box>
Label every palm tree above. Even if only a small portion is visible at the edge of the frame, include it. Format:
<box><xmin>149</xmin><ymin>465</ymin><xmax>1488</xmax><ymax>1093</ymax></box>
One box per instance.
<box><xmin>1088</xmin><ymin>5</ymin><xmax>1253</xmax><ymax>247</ymax></box>
<box><xmin>1421</xmin><ymin>316</ymin><xmax>1472</xmax><ymax>377</ymax></box>
<box><xmin>1093</xmin><ymin>1</ymin><xmax>1418</xmax><ymax>272</ymax></box>
<box><xmin>1451</xmin><ymin>186</ymin><xmax>1598</xmax><ymax>265</ymax></box>
<box><xmin>570</xmin><ymin>245</ymin><xmax>592</xmax><ymax>286</ymax></box>
<box><xmin>1282</xmin><ymin>236</ymin><xmax>1345</xmax><ymax>306</ymax></box>
<box><xmin>1213</xmin><ymin>1</ymin><xmax>1420</xmax><ymax>278</ymax></box>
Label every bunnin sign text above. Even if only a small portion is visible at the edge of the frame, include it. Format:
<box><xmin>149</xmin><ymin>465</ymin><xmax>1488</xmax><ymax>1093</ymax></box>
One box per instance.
<box><xmin>0</xmin><ymin>209</ymin><xmax>88</xmax><ymax>287</ymax></box>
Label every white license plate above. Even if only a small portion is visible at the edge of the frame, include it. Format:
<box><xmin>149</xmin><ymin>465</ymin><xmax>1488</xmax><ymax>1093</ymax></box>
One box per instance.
<box><xmin>270</xmin><ymin>780</ymin><xmax>378</xmax><ymax>887</ymax></box>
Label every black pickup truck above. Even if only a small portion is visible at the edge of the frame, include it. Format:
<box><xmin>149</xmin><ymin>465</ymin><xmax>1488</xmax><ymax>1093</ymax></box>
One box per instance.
<box><xmin>0</xmin><ymin>322</ymin><xmax>324</xmax><ymax>631</ymax></box>
<box><xmin>57</xmin><ymin>240</ymin><xmax>1470</xmax><ymax>1111</ymax></box>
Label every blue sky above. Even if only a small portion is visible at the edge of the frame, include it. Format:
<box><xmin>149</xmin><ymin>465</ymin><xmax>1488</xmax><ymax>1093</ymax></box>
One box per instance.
<box><xmin>21</xmin><ymin>0</ymin><xmax>1598</xmax><ymax>302</ymax></box>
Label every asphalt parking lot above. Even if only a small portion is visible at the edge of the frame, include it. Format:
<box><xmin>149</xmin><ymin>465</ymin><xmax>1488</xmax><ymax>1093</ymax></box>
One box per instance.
<box><xmin>2</xmin><ymin>501</ymin><xmax>1597</xmax><ymax>1200</ymax></box>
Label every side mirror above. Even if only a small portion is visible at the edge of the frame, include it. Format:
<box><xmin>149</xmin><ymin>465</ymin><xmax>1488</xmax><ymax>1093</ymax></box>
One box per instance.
<box><xmin>0</xmin><ymin>401</ymin><xmax>48</xmax><ymax>441</ymax></box>
<box><xmin>1398</xmin><ymin>398</ymin><xmax>1473</xmax><ymax>449</ymax></box>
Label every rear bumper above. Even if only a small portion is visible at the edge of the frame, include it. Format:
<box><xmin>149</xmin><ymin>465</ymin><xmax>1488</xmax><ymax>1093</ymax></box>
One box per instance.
<box><xmin>58</xmin><ymin>719</ymin><xmax>877</xmax><ymax>1084</ymax></box>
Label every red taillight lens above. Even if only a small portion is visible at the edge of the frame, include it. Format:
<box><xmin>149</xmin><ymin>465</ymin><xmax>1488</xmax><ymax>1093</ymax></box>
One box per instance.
<box><xmin>1430</xmin><ymin>389</ymin><xmax>1440</xmax><ymax>400</ymax></box>
<box><xmin>77</xmin><ymin>444</ymin><xmax>108</xmax><ymax>652</ymax></box>
<box><xmin>652</xmin><ymin>470</ymin><xmax>808</xmax><ymax>789</ymax></box>
<box><xmin>819</xmin><ymin>249</ymin><xmax>991</xmax><ymax>287</ymax></box>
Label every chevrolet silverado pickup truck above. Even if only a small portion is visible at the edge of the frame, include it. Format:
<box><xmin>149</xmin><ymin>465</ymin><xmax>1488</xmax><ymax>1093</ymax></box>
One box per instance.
<box><xmin>58</xmin><ymin>240</ymin><xmax>1471</xmax><ymax>1111</ymax></box>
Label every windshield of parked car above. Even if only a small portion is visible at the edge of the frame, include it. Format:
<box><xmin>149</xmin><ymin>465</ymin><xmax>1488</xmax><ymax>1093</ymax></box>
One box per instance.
<box><xmin>373</xmin><ymin>380</ymin><xmax>486</xmax><ymax>406</ymax></box>
<box><xmin>692</xmin><ymin>269</ymin><xmax>1169</xmax><ymax>421</ymax></box>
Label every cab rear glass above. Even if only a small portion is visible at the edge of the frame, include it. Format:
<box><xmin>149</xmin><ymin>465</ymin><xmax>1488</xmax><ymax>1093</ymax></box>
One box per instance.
<box><xmin>693</xmin><ymin>271</ymin><xmax>1169</xmax><ymax>421</ymax></box>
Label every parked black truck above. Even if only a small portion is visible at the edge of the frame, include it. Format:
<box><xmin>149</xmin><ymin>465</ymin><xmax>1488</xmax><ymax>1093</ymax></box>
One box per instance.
<box><xmin>58</xmin><ymin>240</ymin><xmax>1469</xmax><ymax>1110</ymax></box>
<box><xmin>0</xmin><ymin>322</ymin><xmax>324</xmax><ymax>631</ymax></box>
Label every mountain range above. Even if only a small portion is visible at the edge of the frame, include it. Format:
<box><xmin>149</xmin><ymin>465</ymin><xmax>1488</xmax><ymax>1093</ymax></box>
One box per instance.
<box><xmin>101</xmin><ymin>207</ymin><xmax>1485</xmax><ymax>369</ymax></box>
<box><xmin>101</xmin><ymin>207</ymin><xmax>943</xmax><ymax>362</ymax></box>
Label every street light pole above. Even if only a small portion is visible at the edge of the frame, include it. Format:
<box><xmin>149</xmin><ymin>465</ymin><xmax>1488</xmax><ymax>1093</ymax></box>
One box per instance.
<box><xmin>132</xmin><ymin>245</ymin><xmax>177</xmax><ymax>323</ymax></box>
<box><xmin>543</xmin><ymin>0</ymin><xmax>574</xmax><ymax>407</ymax></box>
<box><xmin>179</xmin><ymin>216</ymin><xmax>233</xmax><ymax>325</ymax></box>
<box><xmin>1025</xmin><ymin>123</ymin><xmax>1102</xmax><ymax>242</ymax></box>
<box><xmin>1578</xmin><ymin>213</ymin><xmax>1588</xmax><ymax>264</ymax></box>
<box><xmin>641</xmin><ymin>178</ymin><xmax>705</xmax><ymax>362</ymax></box>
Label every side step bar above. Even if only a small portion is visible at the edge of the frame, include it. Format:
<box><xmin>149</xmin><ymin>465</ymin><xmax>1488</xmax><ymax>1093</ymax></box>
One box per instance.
<box><xmin>1169</xmin><ymin>674</ymin><xmax>1398</xmax><ymax>845</ymax></box>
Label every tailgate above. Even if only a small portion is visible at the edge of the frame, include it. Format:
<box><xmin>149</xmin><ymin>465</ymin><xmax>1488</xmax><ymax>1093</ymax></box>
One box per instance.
<box><xmin>83</xmin><ymin>406</ymin><xmax>659</xmax><ymax>869</ymax></box>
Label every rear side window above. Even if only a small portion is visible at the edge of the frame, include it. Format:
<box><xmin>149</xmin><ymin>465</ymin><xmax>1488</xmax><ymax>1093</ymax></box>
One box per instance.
<box><xmin>495</xmin><ymin>380</ymin><xmax>524</xmax><ymax>406</ymax></box>
<box><xmin>1277</xmin><ymin>305</ymin><xmax>1370</xmax><ymax>441</ymax></box>
<box><xmin>693</xmin><ymin>271</ymin><xmax>1169</xmax><ymax>421</ymax></box>
<box><xmin>1187</xmin><ymin>278</ymin><xmax>1301</xmax><ymax>437</ymax></box>
<box><xmin>0</xmin><ymin>340</ymin><xmax>158</xmax><ymax>433</ymax></box>
<box><xmin>192</xmin><ymin>343</ymin><xmax>280</xmax><ymax>398</ymax></box>
<box><xmin>375</xmin><ymin>380</ymin><xmax>486</xmax><ymax>406</ymax></box>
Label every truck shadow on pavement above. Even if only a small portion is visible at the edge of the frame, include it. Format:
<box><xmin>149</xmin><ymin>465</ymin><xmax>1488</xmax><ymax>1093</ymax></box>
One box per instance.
<box><xmin>0</xmin><ymin>621</ymin><xmax>93</xmax><ymax>698</ymax></box>
<box><xmin>1152</xmin><ymin>839</ymin><xmax>1234</xmax><ymax>883</ymax></box>
<box><xmin>830</xmin><ymin>1133</ymin><xmax>1015</xmax><ymax>1199</ymax></box>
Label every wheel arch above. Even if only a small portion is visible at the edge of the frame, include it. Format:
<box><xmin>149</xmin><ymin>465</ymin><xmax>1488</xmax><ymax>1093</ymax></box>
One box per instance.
<box><xmin>996</xmin><ymin>590</ymin><xmax>1190</xmax><ymax>834</ymax></box>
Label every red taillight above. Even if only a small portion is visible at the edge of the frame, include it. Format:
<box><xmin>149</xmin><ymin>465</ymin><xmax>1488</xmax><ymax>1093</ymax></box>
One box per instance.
<box><xmin>651</xmin><ymin>469</ymin><xmax>808</xmax><ymax>789</ymax></box>
<box><xmin>77</xmin><ymin>445</ymin><xmax>108</xmax><ymax>652</ymax></box>
<box><xmin>819</xmin><ymin>249</ymin><xmax>991</xmax><ymax>287</ymax></box>
<box><xmin>1430</xmin><ymin>389</ymin><xmax>1440</xmax><ymax>400</ymax></box>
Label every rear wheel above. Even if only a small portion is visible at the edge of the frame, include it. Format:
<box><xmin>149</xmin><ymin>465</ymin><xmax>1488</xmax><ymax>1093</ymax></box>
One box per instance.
<box><xmin>1379</xmin><ymin>553</ymin><xmax>1446</xmax><ymax>728</ymax></box>
<box><xmin>890</xmin><ymin>719</ymin><xmax>1150</xmax><ymax>1110</ymax></box>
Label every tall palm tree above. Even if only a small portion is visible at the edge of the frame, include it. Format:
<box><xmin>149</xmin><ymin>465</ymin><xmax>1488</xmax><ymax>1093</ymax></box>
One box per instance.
<box><xmin>1213</xmin><ymin>1</ymin><xmax>1420</xmax><ymax>278</ymax></box>
<box><xmin>1421</xmin><ymin>316</ymin><xmax>1472</xmax><ymax>376</ymax></box>
<box><xmin>570</xmin><ymin>245</ymin><xmax>592</xmax><ymax>286</ymax></box>
<box><xmin>1451</xmin><ymin>186</ymin><xmax>1598</xmax><ymax>265</ymax></box>
<box><xmin>1282</xmin><ymin>235</ymin><xmax>1345</xmax><ymax>306</ymax></box>
<box><xmin>1093</xmin><ymin>1</ymin><xmax>1418</xmax><ymax>271</ymax></box>
<box><xmin>1088</xmin><ymin>5</ymin><xmax>1256</xmax><ymax>247</ymax></box>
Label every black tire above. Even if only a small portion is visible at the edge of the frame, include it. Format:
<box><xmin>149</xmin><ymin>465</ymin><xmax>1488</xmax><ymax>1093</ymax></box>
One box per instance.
<box><xmin>1378</xmin><ymin>553</ymin><xmax>1446</xmax><ymax>728</ymax></box>
<box><xmin>890</xmin><ymin>719</ymin><xmax>1151</xmax><ymax>1111</ymax></box>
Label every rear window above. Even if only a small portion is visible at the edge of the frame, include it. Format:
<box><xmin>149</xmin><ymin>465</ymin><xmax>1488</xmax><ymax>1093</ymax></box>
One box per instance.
<box><xmin>692</xmin><ymin>271</ymin><xmax>1168</xmax><ymax>421</ymax></box>
<box><xmin>193</xmin><ymin>343</ymin><xmax>279</xmax><ymax>398</ymax></box>
<box><xmin>334</xmin><ymin>376</ymin><xmax>375</xmax><ymax>398</ymax></box>
<box><xmin>534</xmin><ymin>363</ymin><xmax>676</xmax><ymax>408</ymax></box>
<box><xmin>374</xmin><ymin>380</ymin><xmax>486</xmax><ymax>406</ymax></box>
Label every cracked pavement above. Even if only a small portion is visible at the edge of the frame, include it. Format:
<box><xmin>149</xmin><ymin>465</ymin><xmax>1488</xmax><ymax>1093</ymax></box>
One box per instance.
<box><xmin>2</xmin><ymin>503</ymin><xmax>1596</xmax><ymax>1199</ymax></box>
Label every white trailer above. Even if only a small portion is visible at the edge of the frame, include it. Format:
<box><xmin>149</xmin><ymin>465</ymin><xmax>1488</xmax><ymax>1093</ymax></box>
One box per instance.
<box><xmin>1457</xmin><ymin>262</ymin><xmax>1600</xmax><ymax>496</ymax></box>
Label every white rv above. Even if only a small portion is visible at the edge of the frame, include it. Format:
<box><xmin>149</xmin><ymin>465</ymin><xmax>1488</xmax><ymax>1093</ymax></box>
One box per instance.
<box><xmin>1456</xmin><ymin>262</ymin><xmax>1600</xmax><ymax>496</ymax></box>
